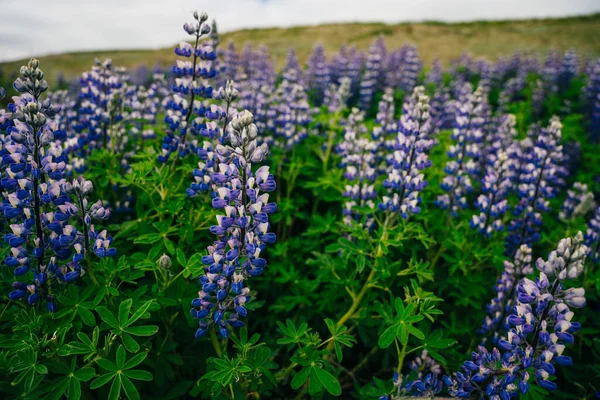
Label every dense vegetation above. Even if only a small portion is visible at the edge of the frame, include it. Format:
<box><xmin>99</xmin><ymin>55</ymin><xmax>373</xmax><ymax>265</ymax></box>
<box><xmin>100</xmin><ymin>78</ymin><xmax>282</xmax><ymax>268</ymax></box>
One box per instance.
<box><xmin>0</xmin><ymin>9</ymin><xmax>599</xmax><ymax>400</ymax></box>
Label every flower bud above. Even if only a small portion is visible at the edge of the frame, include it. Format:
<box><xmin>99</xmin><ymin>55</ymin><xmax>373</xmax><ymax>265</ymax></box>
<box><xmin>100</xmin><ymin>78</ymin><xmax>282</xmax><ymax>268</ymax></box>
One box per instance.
<box><xmin>159</xmin><ymin>254</ymin><xmax>172</xmax><ymax>270</ymax></box>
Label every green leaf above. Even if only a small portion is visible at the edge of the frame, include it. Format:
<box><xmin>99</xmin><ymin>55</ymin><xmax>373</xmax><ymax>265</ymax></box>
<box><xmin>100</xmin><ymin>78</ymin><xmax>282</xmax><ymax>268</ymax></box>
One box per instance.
<box><xmin>314</xmin><ymin>367</ymin><xmax>342</xmax><ymax>396</ymax></box>
<box><xmin>123</xmin><ymin>370</ymin><xmax>153</xmax><ymax>381</ymax></box>
<box><xmin>34</xmin><ymin>364</ymin><xmax>48</xmax><ymax>374</ymax></box>
<box><xmin>116</xmin><ymin>345</ymin><xmax>126</xmax><ymax>369</ymax></box>
<box><xmin>356</xmin><ymin>254</ymin><xmax>366</xmax><ymax>272</ymax></box>
<box><xmin>123</xmin><ymin>353</ymin><xmax>147</xmax><ymax>370</ymax></box>
<box><xmin>175</xmin><ymin>248</ymin><xmax>186</xmax><ymax>266</ymax></box>
<box><xmin>121</xmin><ymin>376</ymin><xmax>140</xmax><ymax>400</ymax></box>
<box><xmin>123</xmin><ymin>325</ymin><xmax>159</xmax><ymax>337</ymax></box>
<box><xmin>74</xmin><ymin>367</ymin><xmax>95</xmax><ymax>382</ymax></box>
<box><xmin>406</xmin><ymin>325</ymin><xmax>425</xmax><ymax>340</ymax></box>
<box><xmin>126</xmin><ymin>300</ymin><xmax>154</xmax><ymax>326</ymax></box>
<box><xmin>394</xmin><ymin>298</ymin><xmax>405</xmax><ymax>317</ymax></box>
<box><xmin>119</xmin><ymin>299</ymin><xmax>133</xmax><ymax>325</ymax></box>
<box><xmin>121</xmin><ymin>333</ymin><xmax>140</xmax><ymax>353</ymax></box>
<box><xmin>308</xmin><ymin>368</ymin><xmax>322</xmax><ymax>397</ymax></box>
<box><xmin>90</xmin><ymin>372</ymin><xmax>116</xmax><ymax>389</ymax></box>
<box><xmin>108</xmin><ymin>374</ymin><xmax>122</xmax><ymax>400</ymax></box>
<box><xmin>97</xmin><ymin>359</ymin><xmax>118</xmax><ymax>372</ymax></box>
<box><xmin>378</xmin><ymin>325</ymin><xmax>397</xmax><ymax>349</ymax></box>
<box><xmin>96</xmin><ymin>307</ymin><xmax>119</xmax><ymax>329</ymax></box>
<box><xmin>291</xmin><ymin>367</ymin><xmax>310</xmax><ymax>389</ymax></box>
<box><xmin>67</xmin><ymin>377</ymin><xmax>82</xmax><ymax>400</ymax></box>
<box><xmin>78</xmin><ymin>307</ymin><xmax>96</xmax><ymax>327</ymax></box>
<box><xmin>398</xmin><ymin>324</ymin><xmax>409</xmax><ymax>346</ymax></box>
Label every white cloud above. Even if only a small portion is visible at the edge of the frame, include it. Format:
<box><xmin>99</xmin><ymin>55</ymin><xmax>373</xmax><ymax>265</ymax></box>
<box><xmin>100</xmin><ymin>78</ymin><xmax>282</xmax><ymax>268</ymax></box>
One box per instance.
<box><xmin>0</xmin><ymin>0</ymin><xmax>598</xmax><ymax>61</ymax></box>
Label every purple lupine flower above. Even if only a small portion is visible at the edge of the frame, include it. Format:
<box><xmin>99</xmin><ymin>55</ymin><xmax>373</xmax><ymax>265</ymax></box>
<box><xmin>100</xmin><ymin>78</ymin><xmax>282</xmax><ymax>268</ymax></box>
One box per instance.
<box><xmin>507</xmin><ymin>232</ymin><xmax>587</xmax><ymax>391</ymax></box>
<box><xmin>188</xmin><ymin>80</ymin><xmax>239</xmax><ymax>197</ymax></box>
<box><xmin>380</xmin><ymin>86</ymin><xmax>433</xmax><ymax>219</ymax></box>
<box><xmin>560</xmin><ymin>182</ymin><xmax>595</xmax><ymax>220</ymax></box>
<box><xmin>268</xmin><ymin>78</ymin><xmax>313</xmax><ymax>149</ymax></box>
<box><xmin>558</xmin><ymin>49</ymin><xmax>579</xmax><ymax>93</ymax></box>
<box><xmin>337</xmin><ymin>109</ymin><xmax>378</xmax><ymax>229</ymax></box>
<box><xmin>436</xmin><ymin>84</ymin><xmax>485</xmax><ymax>216</ymax></box>
<box><xmin>584</xmin><ymin>206</ymin><xmax>600</xmax><ymax>264</ymax></box>
<box><xmin>191</xmin><ymin>110</ymin><xmax>276</xmax><ymax>339</ymax></box>
<box><xmin>323</xmin><ymin>77</ymin><xmax>351</xmax><ymax>115</ymax></box>
<box><xmin>359</xmin><ymin>37</ymin><xmax>387</xmax><ymax>111</ymax></box>
<box><xmin>77</xmin><ymin>58</ymin><xmax>124</xmax><ymax>156</ymax></box>
<box><xmin>542</xmin><ymin>50</ymin><xmax>561</xmax><ymax>94</ymax></box>
<box><xmin>221</xmin><ymin>41</ymin><xmax>240</xmax><ymax>83</ymax></box>
<box><xmin>505</xmin><ymin>117</ymin><xmax>565</xmax><ymax>255</ymax></box>
<box><xmin>479</xmin><ymin>244</ymin><xmax>533</xmax><ymax>342</ymax></box>
<box><xmin>409</xmin><ymin>350</ymin><xmax>442</xmax><ymax>379</ymax></box>
<box><xmin>306</xmin><ymin>44</ymin><xmax>329</xmax><ymax>106</ymax></box>
<box><xmin>2</xmin><ymin>59</ymin><xmax>114</xmax><ymax>311</ymax></box>
<box><xmin>531</xmin><ymin>79</ymin><xmax>545</xmax><ymax>120</ymax></box>
<box><xmin>471</xmin><ymin>149</ymin><xmax>515</xmax><ymax>236</ymax></box>
<box><xmin>384</xmin><ymin>45</ymin><xmax>422</xmax><ymax>93</ymax></box>
<box><xmin>282</xmin><ymin>47</ymin><xmax>303</xmax><ymax>85</ymax></box>
<box><xmin>425</xmin><ymin>58</ymin><xmax>443</xmax><ymax>87</ymax></box>
<box><xmin>159</xmin><ymin>11</ymin><xmax>216</xmax><ymax>163</ymax></box>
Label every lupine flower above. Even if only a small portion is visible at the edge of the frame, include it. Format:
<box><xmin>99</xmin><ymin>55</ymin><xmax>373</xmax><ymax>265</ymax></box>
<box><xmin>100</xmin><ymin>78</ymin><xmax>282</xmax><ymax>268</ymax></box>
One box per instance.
<box><xmin>471</xmin><ymin>149</ymin><xmax>515</xmax><ymax>236</ymax></box>
<box><xmin>159</xmin><ymin>11</ymin><xmax>216</xmax><ymax>163</ymax></box>
<box><xmin>306</xmin><ymin>44</ymin><xmax>329</xmax><ymax>106</ymax></box>
<box><xmin>444</xmin><ymin>234</ymin><xmax>588</xmax><ymax>398</ymax></box>
<box><xmin>584</xmin><ymin>206</ymin><xmax>600</xmax><ymax>264</ymax></box>
<box><xmin>385</xmin><ymin>45</ymin><xmax>422</xmax><ymax>94</ymax></box>
<box><xmin>2</xmin><ymin>59</ymin><xmax>114</xmax><ymax>311</ymax></box>
<box><xmin>187</xmin><ymin>80</ymin><xmax>239</xmax><ymax>197</ymax></box>
<box><xmin>282</xmin><ymin>47</ymin><xmax>303</xmax><ymax>85</ymax></box>
<box><xmin>359</xmin><ymin>37</ymin><xmax>387</xmax><ymax>111</ymax></box>
<box><xmin>338</xmin><ymin>109</ymin><xmax>378</xmax><ymax>229</ymax></box>
<box><xmin>78</xmin><ymin>58</ymin><xmax>124</xmax><ymax>155</ymax></box>
<box><xmin>559</xmin><ymin>182</ymin><xmax>595</xmax><ymax>220</ymax></box>
<box><xmin>268</xmin><ymin>78</ymin><xmax>313</xmax><ymax>149</ymax></box>
<box><xmin>191</xmin><ymin>110</ymin><xmax>276</xmax><ymax>339</ymax></box>
<box><xmin>221</xmin><ymin>42</ymin><xmax>240</xmax><ymax>83</ymax></box>
<box><xmin>558</xmin><ymin>49</ymin><xmax>579</xmax><ymax>93</ymax></box>
<box><xmin>323</xmin><ymin>77</ymin><xmax>351</xmax><ymax>115</ymax></box>
<box><xmin>531</xmin><ymin>79</ymin><xmax>545</xmax><ymax>119</ymax></box>
<box><xmin>409</xmin><ymin>350</ymin><xmax>442</xmax><ymax>379</ymax></box>
<box><xmin>479</xmin><ymin>244</ymin><xmax>533</xmax><ymax>343</ymax></box>
<box><xmin>506</xmin><ymin>117</ymin><xmax>565</xmax><ymax>255</ymax></box>
<box><xmin>436</xmin><ymin>84</ymin><xmax>486</xmax><ymax>216</ymax></box>
<box><xmin>380</xmin><ymin>86</ymin><xmax>433</xmax><ymax>219</ymax></box>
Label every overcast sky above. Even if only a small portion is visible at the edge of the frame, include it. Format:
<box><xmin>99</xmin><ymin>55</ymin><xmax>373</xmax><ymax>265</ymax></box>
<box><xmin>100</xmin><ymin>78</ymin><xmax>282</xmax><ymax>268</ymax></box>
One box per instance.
<box><xmin>1</xmin><ymin>0</ymin><xmax>599</xmax><ymax>62</ymax></box>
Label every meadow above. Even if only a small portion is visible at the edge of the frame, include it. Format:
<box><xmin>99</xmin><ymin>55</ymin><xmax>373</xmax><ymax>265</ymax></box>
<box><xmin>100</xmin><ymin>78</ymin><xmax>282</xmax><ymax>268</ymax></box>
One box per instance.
<box><xmin>0</xmin><ymin>9</ymin><xmax>599</xmax><ymax>400</ymax></box>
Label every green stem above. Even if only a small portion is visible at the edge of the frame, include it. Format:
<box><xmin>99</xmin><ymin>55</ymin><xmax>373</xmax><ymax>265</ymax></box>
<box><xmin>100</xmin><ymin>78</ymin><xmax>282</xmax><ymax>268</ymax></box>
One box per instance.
<box><xmin>210</xmin><ymin>328</ymin><xmax>222</xmax><ymax>357</ymax></box>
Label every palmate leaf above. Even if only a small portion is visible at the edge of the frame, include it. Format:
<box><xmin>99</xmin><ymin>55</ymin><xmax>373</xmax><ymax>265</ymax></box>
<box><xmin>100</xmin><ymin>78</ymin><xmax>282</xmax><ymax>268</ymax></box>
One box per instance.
<box><xmin>90</xmin><ymin>346</ymin><xmax>152</xmax><ymax>399</ymax></box>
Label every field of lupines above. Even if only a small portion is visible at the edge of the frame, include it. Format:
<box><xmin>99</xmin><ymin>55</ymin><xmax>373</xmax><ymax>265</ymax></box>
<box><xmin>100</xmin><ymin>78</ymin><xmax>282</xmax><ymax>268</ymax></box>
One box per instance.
<box><xmin>0</xmin><ymin>9</ymin><xmax>600</xmax><ymax>400</ymax></box>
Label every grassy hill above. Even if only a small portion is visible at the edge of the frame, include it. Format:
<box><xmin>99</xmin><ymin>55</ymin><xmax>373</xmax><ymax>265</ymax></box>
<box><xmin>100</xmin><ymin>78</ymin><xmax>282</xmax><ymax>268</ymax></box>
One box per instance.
<box><xmin>1</xmin><ymin>13</ymin><xmax>600</xmax><ymax>85</ymax></box>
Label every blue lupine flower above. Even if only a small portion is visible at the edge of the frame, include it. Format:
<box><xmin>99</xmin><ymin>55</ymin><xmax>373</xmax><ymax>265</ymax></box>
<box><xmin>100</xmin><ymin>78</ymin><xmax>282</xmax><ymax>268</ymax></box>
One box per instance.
<box><xmin>384</xmin><ymin>44</ymin><xmax>422</xmax><ymax>94</ymax></box>
<box><xmin>306</xmin><ymin>44</ymin><xmax>329</xmax><ymax>106</ymax></box>
<box><xmin>479</xmin><ymin>244</ymin><xmax>533</xmax><ymax>343</ymax></box>
<box><xmin>584</xmin><ymin>206</ymin><xmax>600</xmax><ymax>264</ymax></box>
<box><xmin>508</xmin><ymin>232</ymin><xmax>587</xmax><ymax>391</ymax></box>
<box><xmin>505</xmin><ymin>117</ymin><xmax>565</xmax><ymax>255</ymax></box>
<box><xmin>188</xmin><ymin>80</ymin><xmax>239</xmax><ymax>197</ymax></box>
<box><xmin>323</xmin><ymin>77</ymin><xmax>351</xmax><ymax>115</ymax></box>
<box><xmin>359</xmin><ymin>37</ymin><xmax>386</xmax><ymax>111</ymax></box>
<box><xmin>1</xmin><ymin>60</ymin><xmax>114</xmax><ymax>310</ymax></box>
<box><xmin>158</xmin><ymin>11</ymin><xmax>216</xmax><ymax>163</ymax></box>
<box><xmin>191</xmin><ymin>110</ymin><xmax>276</xmax><ymax>339</ymax></box>
<box><xmin>338</xmin><ymin>109</ymin><xmax>378</xmax><ymax>229</ymax></box>
<box><xmin>436</xmin><ymin>84</ymin><xmax>486</xmax><ymax>216</ymax></box>
<box><xmin>559</xmin><ymin>182</ymin><xmax>595</xmax><ymax>220</ymax></box>
<box><xmin>380</xmin><ymin>86</ymin><xmax>433</xmax><ymax>219</ymax></box>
